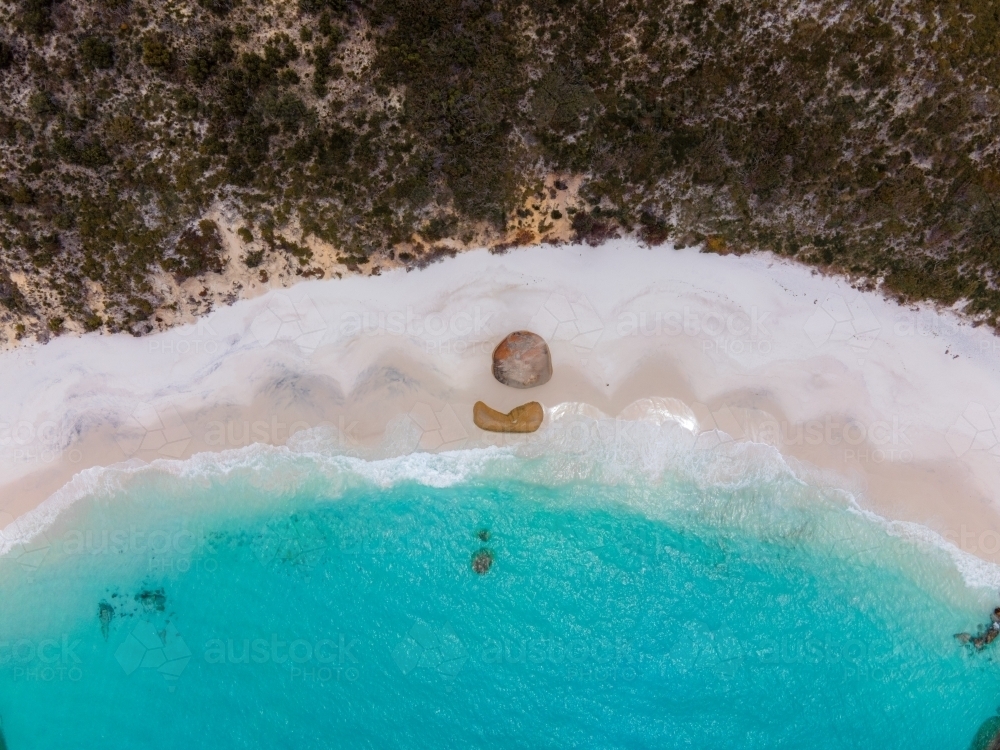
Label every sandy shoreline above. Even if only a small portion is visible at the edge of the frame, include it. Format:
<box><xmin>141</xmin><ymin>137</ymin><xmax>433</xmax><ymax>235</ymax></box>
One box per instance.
<box><xmin>3</xmin><ymin>241</ymin><xmax>1000</xmax><ymax>572</ymax></box>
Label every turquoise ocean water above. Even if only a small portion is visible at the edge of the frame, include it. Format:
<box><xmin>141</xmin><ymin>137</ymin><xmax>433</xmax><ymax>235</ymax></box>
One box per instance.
<box><xmin>2</xmin><ymin>423</ymin><xmax>1000</xmax><ymax>749</ymax></box>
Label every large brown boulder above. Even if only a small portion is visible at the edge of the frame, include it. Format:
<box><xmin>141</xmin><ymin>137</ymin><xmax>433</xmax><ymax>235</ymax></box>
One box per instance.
<box><xmin>473</xmin><ymin>401</ymin><xmax>544</xmax><ymax>433</ymax></box>
<box><xmin>492</xmin><ymin>331</ymin><xmax>552</xmax><ymax>388</ymax></box>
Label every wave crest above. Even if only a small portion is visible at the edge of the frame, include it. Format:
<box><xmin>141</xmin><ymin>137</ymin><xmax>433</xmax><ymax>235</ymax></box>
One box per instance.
<box><xmin>3</xmin><ymin>400</ymin><xmax>999</xmax><ymax>595</ymax></box>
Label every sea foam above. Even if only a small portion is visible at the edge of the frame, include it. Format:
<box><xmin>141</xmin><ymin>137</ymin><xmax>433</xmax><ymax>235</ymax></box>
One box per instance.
<box><xmin>3</xmin><ymin>400</ymin><xmax>999</xmax><ymax>597</ymax></box>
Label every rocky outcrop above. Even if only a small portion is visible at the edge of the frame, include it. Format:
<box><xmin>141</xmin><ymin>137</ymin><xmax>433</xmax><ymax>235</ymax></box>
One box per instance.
<box><xmin>472</xmin><ymin>549</ymin><xmax>494</xmax><ymax>574</ymax></box>
<box><xmin>473</xmin><ymin>401</ymin><xmax>544</xmax><ymax>433</ymax></box>
<box><xmin>492</xmin><ymin>331</ymin><xmax>552</xmax><ymax>388</ymax></box>
<box><xmin>99</xmin><ymin>601</ymin><xmax>114</xmax><ymax>641</ymax></box>
<box><xmin>970</xmin><ymin>715</ymin><xmax>1000</xmax><ymax>750</ymax></box>
<box><xmin>137</xmin><ymin>588</ymin><xmax>166</xmax><ymax>612</ymax></box>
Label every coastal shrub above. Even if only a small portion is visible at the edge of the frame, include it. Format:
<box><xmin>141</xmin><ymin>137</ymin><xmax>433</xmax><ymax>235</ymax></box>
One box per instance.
<box><xmin>0</xmin><ymin>271</ymin><xmax>27</xmax><ymax>312</ymax></box>
<box><xmin>176</xmin><ymin>92</ymin><xmax>199</xmax><ymax>114</ymax></box>
<box><xmin>571</xmin><ymin>210</ymin><xmax>617</xmax><ymax>246</ymax></box>
<box><xmin>29</xmin><ymin>91</ymin><xmax>58</xmax><ymax>118</ymax></box>
<box><xmin>54</xmin><ymin>134</ymin><xmax>111</xmax><ymax>168</ymax></box>
<box><xmin>187</xmin><ymin>27</ymin><xmax>235</xmax><ymax>86</ymax></box>
<box><xmin>311</xmin><ymin>42</ymin><xmax>343</xmax><ymax>96</ymax></box>
<box><xmin>187</xmin><ymin>49</ymin><xmax>216</xmax><ymax>85</ymax></box>
<box><xmin>19</xmin><ymin>0</ymin><xmax>55</xmax><ymax>36</ymax></box>
<box><xmin>163</xmin><ymin>220</ymin><xmax>226</xmax><ymax>279</ymax></box>
<box><xmin>421</xmin><ymin>216</ymin><xmax>455</xmax><ymax>242</ymax></box>
<box><xmin>79</xmin><ymin>37</ymin><xmax>114</xmax><ymax>70</ymax></box>
<box><xmin>4</xmin><ymin>0</ymin><xmax>1000</xmax><ymax>337</ymax></box>
<box><xmin>265</xmin><ymin>93</ymin><xmax>308</xmax><ymax>133</ymax></box>
<box><xmin>638</xmin><ymin>211</ymin><xmax>671</xmax><ymax>246</ymax></box>
<box><xmin>33</xmin><ymin>233</ymin><xmax>60</xmax><ymax>266</ymax></box>
<box><xmin>299</xmin><ymin>0</ymin><xmax>347</xmax><ymax>15</ymax></box>
<box><xmin>198</xmin><ymin>0</ymin><xmax>233</xmax><ymax>16</ymax></box>
<box><xmin>0</xmin><ymin>41</ymin><xmax>13</xmax><ymax>70</ymax></box>
<box><xmin>141</xmin><ymin>36</ymin><xmax>173</xmax><ymax>70</ymax></box>
<box><xmin>242</xmin><ymin>248</ymin><xmax>265</xmax><ymax>267</ymax></box>
<box><xmin>277</xmin><ymin>237</ymin><xmax>312</xmax><ymax>264</ymax></box>
<box><xmin>104</xmin><ymin>115</ymin><xmax>140</xmax><ymax>146</ymax></box>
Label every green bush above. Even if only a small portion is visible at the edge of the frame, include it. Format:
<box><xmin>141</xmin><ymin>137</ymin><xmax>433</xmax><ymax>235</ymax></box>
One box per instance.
<box><xmin>79</xmin><ymin>37</ymin><xmax>114</xmax><ymax>70</ymax></box>
<box><xmin>29</xmin><ymin>90</ymin><xmax>58</xmax><ymax>118</ymax></box>
<box><xmin>299</xmin><ymin>0</ymin><xmax>347</xmax><ymax>15</ymax></box>
<box><xmin>19</xmin><ymin>0</ymin><xmax>54</xmax><ymax>36</ymax></box>
<box><xmin>311</xmin><ymin>42</ymin><xmax>343</xmax><ymax>96</ymax></box>
<box><xmin>187</xmin><ymin>49</ymin><xmax>216</xmax><ymax>85</ymax></box>
<box><xmin>163</xmin><ymin>220</ymin><xmax>226</xmax><ymax>279</ymax></box>
<box><xmin>242</xmin><ymin>248</ymin><xmax>264</xmax><ymax>267</ymax></box>
<box><xmin>265</xmin><ymin>93</ymin><xmax>308</xmax><ymax>133</ymax></box>
<box><xmin>198</xmin><ymin>0</ymin><xmax>233</xmax><ymax>16</ymax></box>
<box><xmin>104</xmin><ymin>114</ymin><xmax>139</xmax><ymax>145</ymax></box>
<box><xmin>141</xmin><ymin>36</ymin><xmax>173</xmax><ymax>70</ymax></box>
<box><xmin>176</xmin><ymin>91</ymin><xmax>199</xmax><ymax>114</ymax></box>
<box><xmin>5</xmin><ymin>0</ymin><xmax>1000</xmax><ymax>338</ymax></box>
<box><xmin>0</xmin><ymin>41</ymin><xmax>13</xmax><ymax>70</ymax></box>
<box><xmin>421</xmin><ymin>216</ymin><xmax>455</xmax><ymax>242</ymax></box>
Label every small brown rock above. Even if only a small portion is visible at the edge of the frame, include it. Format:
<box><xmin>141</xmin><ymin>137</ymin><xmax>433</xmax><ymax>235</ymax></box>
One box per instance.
<box><xmin>473</xmin><ymin>401</ymin><xmax>544</xmax><ymax>433</ymax></box>
<box><xmin>492</xmin><ymin>331</ymin><xmax>552</xmax><ymax>388</ymax></box>
<box><xmin>472</xmin><ymin>548</ymin><xmax>494</xmax><ymax>574</ymax></box>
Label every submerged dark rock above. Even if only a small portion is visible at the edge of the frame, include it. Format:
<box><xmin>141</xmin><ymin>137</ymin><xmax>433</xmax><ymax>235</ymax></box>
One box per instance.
<box><xmin>98</xmin><ymin>601</ymin><xmax>114</xmax><ymax>641</ymax></box>
<box><xmin>472</xmin><ymin>548</ymin><xmax>494</xmax><ymax>575</ymax></box>
<box><xmin>969</xmin><ymin>713</ymin><xmax>1000</xmax><ymax>750</ymax></box>
<box><xmin>137</xmin><ymin>588</ymin><xmax>166</xmax><ymax>612</ymax></box>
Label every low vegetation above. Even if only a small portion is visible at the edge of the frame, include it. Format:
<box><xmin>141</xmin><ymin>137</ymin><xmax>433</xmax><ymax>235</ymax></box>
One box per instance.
<box><xmin>1</xmin><ymin>0</ymin><xmax>999</xmax><ymax>340</ymax></box>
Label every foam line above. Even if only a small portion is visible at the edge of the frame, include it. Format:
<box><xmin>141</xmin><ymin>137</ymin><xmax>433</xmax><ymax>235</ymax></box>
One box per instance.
<box><xmin>4</xmin><ymin>410</ymin><xmax>999</xmax><ymax>594</ymax></box>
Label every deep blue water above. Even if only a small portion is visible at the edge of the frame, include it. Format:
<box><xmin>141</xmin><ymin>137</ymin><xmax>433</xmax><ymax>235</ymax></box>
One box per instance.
<box><xmin>1</xmin><ymin>448</ymin><xmax>999</xmax><ymax>749</ymax></box>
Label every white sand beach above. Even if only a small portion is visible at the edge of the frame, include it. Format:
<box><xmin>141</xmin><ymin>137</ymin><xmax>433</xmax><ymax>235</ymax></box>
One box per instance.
<box><xmin>3</xmin><ymin>241</ymin><xmax>1000</xmax><ymax>571</ymax></box>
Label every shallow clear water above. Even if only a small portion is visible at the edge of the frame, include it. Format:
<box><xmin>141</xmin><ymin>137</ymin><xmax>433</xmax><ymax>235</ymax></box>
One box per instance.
<box><xmin>1</xmin><ymin>445</ymin><xmax>999</xmax><ymax>749</ymax></box>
